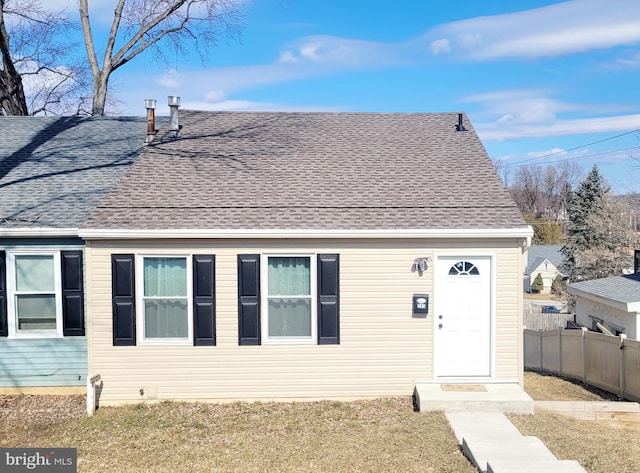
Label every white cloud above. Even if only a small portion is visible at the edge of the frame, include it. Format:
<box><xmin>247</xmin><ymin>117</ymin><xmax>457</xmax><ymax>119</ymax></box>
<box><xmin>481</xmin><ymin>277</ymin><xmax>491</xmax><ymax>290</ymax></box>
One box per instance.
<box><xmin>476</xmin><ymin>113</ymin><xmax>640</xmax><ymax>141</ymax></box>
<box><xmin>275</xmin><ymin>35</ymin><xmax>409</xmax><ymax>69</ymax></box>
<box><xmin>300</xmin><ymin>42</ymin><xmax>322</xmax><ymax>62</ymax></box>
<box><xmin>422</xmin><ymin>0</ymin><xmax>640</xmax><ymax>61</ymax></box>
<box><xmin>610</xmin><ymin>50</ymin><xmax>640</xmax><ymax>69</ymax></box>
<box><xmin>277</xmin><ymin>51</ymin><xmax>299</xmax><ymax>64</ymax></box>
<box><xmin>156</xmin><ymin>69</ymin><xmax>184</xmax><ymax>89</ymax></box>
<box><xmin>464</xmin><ymin>89</ymin><xmax>582</xmax><ymax>126</ymax></box>
<box><xmin>462</xmin><ymin>87</ymin><xmax>640</xmax><ymax>141</ymax></box>
<box><xmin>429</xmin><ymin>38</ymin><xmax>450</xmax><ymax>55</ymax></box>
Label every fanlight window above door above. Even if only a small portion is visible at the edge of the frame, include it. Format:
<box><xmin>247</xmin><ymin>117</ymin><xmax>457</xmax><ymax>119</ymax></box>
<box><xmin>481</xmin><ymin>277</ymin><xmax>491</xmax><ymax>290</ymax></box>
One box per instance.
<box><xmin>448</xmin><ymin>261</ymin><xmax>480</xmax><ymax>276</ymax></box>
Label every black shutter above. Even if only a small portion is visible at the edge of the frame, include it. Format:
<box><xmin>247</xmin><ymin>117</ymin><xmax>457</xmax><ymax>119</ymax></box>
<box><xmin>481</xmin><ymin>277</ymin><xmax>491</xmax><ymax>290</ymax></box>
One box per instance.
<box><xmin>112</xmin><ymin>254</ymin><xmax>136</xmax><ymax>346</ymax></box>
<box><xmin>193</xmin><ymin>255</ymin><xmax>216</xmax><ymax>346</ymax></box>
<box><xmin>0</xmin><ymin>251</ymin><xmax>6</xmax><ymax>337</ymax></box>
<box><xmin>61</xmin><ymin>251</ymin><xmax>85</xmax><ymax>336</ymax></box>
<box><xmin>317</xmin><ymin>254</ymin><xmax>340</xmax><ymax>345</ymax></box>
<box><xmin>238</xmin><ymin>254</ymin><xmax>260</xmax><ymax>345</ymax></box>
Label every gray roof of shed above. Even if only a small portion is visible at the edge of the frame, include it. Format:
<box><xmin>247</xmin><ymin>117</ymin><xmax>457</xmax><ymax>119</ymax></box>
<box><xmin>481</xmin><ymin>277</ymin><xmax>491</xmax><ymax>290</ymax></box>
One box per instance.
<box><xmin>0</xmin><ymin>116</ymin><xmax>146</xmax><ymax>229</ymax></box>
<box><xmin>85</xmin><ymin>110</ymin><xmax>527</xmax><ymax>231</ymax></box>
<box><xmin>567</xmin><ymin>273</ymin><xmax>640</xmax><ymax>305</ymax></box>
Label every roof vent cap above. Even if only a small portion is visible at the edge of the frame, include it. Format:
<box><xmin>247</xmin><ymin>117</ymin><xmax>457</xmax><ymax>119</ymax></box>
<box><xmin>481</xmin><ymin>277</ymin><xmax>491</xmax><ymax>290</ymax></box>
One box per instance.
<box><xmin>168</xmin><ymin>96</ymin><xmax>181</xmax><ymax>138</ymax></box>
<box><xmin>144</xmin><ymin>99</ymin><xmax>157</xmax><ymax>144</ymax></box>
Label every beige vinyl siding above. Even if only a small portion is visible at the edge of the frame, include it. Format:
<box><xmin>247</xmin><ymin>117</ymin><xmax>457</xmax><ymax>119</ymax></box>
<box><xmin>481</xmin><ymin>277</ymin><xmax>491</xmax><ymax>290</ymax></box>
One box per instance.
<box><xmin>494</xmin><ymin>240</ymin><xmax>524</xmax><ymax>381</ymax></box>
<box><xmin>86</xmin><ymin>238</ymin><xmax>523</xmax><ymax>403</ymax></box>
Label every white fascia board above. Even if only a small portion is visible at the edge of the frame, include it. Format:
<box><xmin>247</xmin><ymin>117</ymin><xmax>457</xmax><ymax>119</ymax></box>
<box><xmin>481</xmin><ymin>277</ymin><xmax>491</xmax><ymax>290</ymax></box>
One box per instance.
<box><xmin>567</xmin><ymin>285</ymin><xmax>633</xmax><ymax>313</ymax></box>
<box><xmin>79</xmin><ymin>227</ymin><xmax>534</xmax><ymax>240</ymax></box>
<box><xmin>0</xmin><ymin>227</ymin><xmax>78</xmax><ymax>238</ymax></box>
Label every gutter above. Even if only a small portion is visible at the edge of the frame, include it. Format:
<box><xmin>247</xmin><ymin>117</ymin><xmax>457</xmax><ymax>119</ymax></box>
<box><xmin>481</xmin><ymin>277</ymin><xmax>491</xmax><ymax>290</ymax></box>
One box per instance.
<box><xmin>0</xmin><ymin>228</ymin><xmax>79</xmax><ymax>238</ymax></box>
<box><xmin>79</xmin><ymin>227</ymin><xmax>534</xmax><ymax>240</ymax></box>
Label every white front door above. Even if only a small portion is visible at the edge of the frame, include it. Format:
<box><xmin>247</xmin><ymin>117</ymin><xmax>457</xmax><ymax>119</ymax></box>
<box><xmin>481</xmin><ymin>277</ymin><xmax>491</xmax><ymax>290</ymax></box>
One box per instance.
<box><xmin>434</xmin><ymin>255</ymin><xmax>492</xmax><ymax>378</ymax></box>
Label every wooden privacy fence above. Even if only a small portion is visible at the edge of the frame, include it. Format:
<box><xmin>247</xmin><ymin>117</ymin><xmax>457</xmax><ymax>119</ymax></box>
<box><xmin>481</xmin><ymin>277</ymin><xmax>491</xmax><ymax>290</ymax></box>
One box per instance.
<box><xmin>524</xmin><ymin>327</ymin><xmax>640</xmax><ymax>402</ymax></box>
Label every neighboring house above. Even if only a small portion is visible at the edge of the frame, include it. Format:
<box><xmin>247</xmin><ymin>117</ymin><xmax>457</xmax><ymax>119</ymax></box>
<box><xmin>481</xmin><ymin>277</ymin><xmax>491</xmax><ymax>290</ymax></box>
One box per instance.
<box><xmin>0</xmin><ymin>116</ymin><xmax>146</xmax><ymax>390</ymax></box>
<box><xmin>524</xmin><ymin>245</ymin><xmax>564</xmax><ymax>293</ymax></box>
<box><xmin>567</xmin><ymin>273</ymin><xmax>640</xmax><ymax>339</ymax></box>
<box><xmin>79</xmin><ymin>109</ymin><xmax>533</xmax><ymax>404</ymax></box>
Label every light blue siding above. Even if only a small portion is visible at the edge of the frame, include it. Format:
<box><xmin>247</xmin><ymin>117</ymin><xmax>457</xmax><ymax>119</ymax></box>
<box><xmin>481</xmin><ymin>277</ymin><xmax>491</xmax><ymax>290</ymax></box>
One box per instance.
<box><xmin>0</xmin><ymin>338</ymin><xmax>87</xmax><ymax>387</ymax></box>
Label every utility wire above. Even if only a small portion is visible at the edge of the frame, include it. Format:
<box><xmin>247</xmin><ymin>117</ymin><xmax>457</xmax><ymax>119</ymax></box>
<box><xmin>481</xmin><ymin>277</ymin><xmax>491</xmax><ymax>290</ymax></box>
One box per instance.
<box><xmin>539</xmin><ymin>145</ymin><xmax>640</xmax><ymax>167</ymax></box>
<box><xmin>501</xmin><ymin>128</ymin><xmax>640</xmax><ymax>168</ymax></box>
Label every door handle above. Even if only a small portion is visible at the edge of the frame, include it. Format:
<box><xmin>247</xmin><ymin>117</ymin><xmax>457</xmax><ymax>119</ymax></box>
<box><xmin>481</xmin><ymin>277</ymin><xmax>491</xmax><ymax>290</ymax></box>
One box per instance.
<box><xmin>438</xmin><ymin>315</ymin><xmax>443</xmax><ymax>319</ymax></box>
<box><xmin>438</xmin><ymin>324</ymin><xmax>443</xmax><ymax>329</ymax></box>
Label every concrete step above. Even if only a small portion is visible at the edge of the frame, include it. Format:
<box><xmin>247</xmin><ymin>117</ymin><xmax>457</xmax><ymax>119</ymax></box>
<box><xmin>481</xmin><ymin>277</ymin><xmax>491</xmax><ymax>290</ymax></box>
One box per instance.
<box><xmin>487</xmin><ymin>459</ymin><xmax>587</xmax><ymax>473</ymax></box>
<box><xmin>462</xmin><ymin>435</ymin><xmax>556</xmax><ymax>473</ymax></box>
<box><xmin>414</xmin><ymin>383</ymin><xmax>534</xmax><ymax>414</ymax></box>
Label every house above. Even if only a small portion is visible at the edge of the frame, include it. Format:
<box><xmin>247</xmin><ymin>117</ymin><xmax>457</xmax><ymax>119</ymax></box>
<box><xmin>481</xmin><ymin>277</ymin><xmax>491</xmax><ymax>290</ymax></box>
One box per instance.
<box><xmin>79</xmin><ymin>109</ymin><xmax>533</xmax><ymax>405</ymax></box>
<box><xmin>524</xmin><ymin>244</ymin><xmax>564</xmax><ymax>293</ymax></box>
<box><xmin>567</xmin><ymin>273</ymin><xmax>640</xmax><ymax>339</ymax></box>
<box><xmin>0</xmin><ymin>116</ymin><xmax>146</xmax><ymax>391</ymax></box>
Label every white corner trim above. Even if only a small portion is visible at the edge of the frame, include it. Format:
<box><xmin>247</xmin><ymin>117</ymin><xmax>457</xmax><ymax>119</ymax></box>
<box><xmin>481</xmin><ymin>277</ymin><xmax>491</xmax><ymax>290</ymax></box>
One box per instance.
<box><xmin>79</xmin><ymin>227</ymin><xmax>534</xmax><ymax>240</ymax></box>
<box><xmin>0</xmin><ymin>227</ymin><xmax>79</xmax><ymax>238</ymax></box>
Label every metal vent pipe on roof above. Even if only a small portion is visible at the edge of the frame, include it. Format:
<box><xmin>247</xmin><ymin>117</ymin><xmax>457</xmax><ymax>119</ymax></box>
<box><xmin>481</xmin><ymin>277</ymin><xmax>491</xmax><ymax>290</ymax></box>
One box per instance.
<box><xmin>168</xmin><ymin>96</ymin><xmax>181</xmax><ymax>137</ymax></box>
<box><xmin>144</xmin><ymin>99</ymin><xmax>156</xmax><ymax>144</ymax></box>
<box><xmin>456</xmin><ymin>113</ymin><xmax>467</xmax><ymax>132</ymax></box>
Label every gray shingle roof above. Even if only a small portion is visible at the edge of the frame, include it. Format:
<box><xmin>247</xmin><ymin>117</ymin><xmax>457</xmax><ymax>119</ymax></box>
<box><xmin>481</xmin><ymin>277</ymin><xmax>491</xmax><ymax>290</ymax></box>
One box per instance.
<box><xmin>567</xmin><ymin>273</ymin><xmax>640</xmax><ymax>305</ymax></box>
<box><xmin>0</xmin><ymin>116</ymin><xmax>146</xmax><ymax>229</ymax></box>
<box><xmin>85</xmin><ymin>111</ymin><xmax>527</xmax><ymax>231</ymax></box>
<box><xmin>525</xmin><ymin>245</ymin><xmax>565</xmax><ymax>275</ymax></box>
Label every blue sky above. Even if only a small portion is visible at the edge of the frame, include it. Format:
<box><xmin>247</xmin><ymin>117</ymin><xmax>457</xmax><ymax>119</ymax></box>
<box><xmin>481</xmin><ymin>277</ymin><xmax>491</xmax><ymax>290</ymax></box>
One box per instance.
<box><xmin>53</xmin><ymin>0</ymin><xmax>640</xmax><ymax>193</ymax></box>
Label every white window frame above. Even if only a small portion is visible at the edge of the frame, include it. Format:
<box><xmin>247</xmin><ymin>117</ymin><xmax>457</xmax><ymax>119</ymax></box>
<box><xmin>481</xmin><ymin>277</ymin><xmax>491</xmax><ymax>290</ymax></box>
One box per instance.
<box><xmin>6</xmin><ymin>250</ymin><xmax>63</xmax><ymax>339</ymax></box>
<box><xmin>136</xmin><ymin>254</ymin><xmax>193</xmax><ymax>346</ymax></box>
<box><xmin>261</xmin><ymin>253</ymin><xmax>316</xmax><ymax>345</ymax></box>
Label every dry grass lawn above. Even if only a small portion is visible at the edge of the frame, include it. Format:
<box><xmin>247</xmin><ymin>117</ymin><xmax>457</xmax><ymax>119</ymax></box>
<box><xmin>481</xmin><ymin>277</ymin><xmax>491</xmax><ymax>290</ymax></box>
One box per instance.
<box><xmin>2</xmin><ymin>396</ymin><xmax>474</xmax><ymax>473</ymax></box>
<box><xmin>522</xmin><ymin>370</ymin><xmax>618</xmax><ymax>402</ymax></box>
<box><xmin>508</xmin><ymin>371</ymin><xmax>640</xmax><ymax>473</ymax></box>
<box><xmin>2</xmin><ymin>371</ymin><xmax>639</xmax><ymax>473</ymax></box>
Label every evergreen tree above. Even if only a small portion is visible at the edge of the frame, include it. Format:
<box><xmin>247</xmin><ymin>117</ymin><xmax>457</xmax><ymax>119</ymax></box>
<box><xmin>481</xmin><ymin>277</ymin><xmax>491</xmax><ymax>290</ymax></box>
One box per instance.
<box><xmin>561</xmin><ymin>165</ymin><xmax>638</xmax><ymax>281</ymax></box>
<box><xmin>531</xmin><ymin>273</ymin><xmax>544</xmax><ymax>293</ymax></box>
<box><xmin>551</xmin><ymin>274</ymin><xmax>565</xmax><ymax>295</ymax></box>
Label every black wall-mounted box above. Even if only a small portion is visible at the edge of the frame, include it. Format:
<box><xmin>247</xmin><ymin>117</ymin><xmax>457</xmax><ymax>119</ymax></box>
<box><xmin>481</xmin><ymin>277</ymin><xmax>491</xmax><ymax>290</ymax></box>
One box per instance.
<box><xmin>413</xmin><ymin>294</ymin><xmax>429</xmax><ymax>315</ymax></box>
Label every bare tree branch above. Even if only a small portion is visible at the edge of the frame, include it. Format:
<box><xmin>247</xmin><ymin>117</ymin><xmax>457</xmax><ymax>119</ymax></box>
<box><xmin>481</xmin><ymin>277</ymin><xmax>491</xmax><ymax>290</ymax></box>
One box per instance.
<box><xmin>80</xmin><ymin>0</ymin><xmax>243</xmax><ymax>115</ymax></box>
<box><xmin>1</xmin><ymin>0</ymin><xmax>87</xmax><ymax>115</ymax></box>
<box><xmin>0</xmin><ymin>0</ymin><xmax>29</xmax><ymax>114</ymax></box>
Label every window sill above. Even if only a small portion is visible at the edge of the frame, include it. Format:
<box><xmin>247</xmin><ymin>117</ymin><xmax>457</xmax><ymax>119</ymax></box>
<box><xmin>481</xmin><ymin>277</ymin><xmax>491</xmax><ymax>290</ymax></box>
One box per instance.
<box><xmin>8</xmin><ymin>332</ymin><xmax>64</xmax><ymax>340</ymax></box>
<box><xmin>263</xmin><ymin>337</ymin><xmax>315</xmax><ymax>345</ymax></box>
<box><xmin>138</xmin><ymin>339</ymin><xmax>192</xmax><ymax>346</ymax></box>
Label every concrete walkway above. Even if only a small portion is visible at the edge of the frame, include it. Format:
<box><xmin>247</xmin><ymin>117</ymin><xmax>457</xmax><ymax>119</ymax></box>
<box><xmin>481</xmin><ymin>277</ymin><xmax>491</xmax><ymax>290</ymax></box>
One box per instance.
<box><xmin>415</xmin><ymin>382</ymin><xmax>639</xmax><ymax>471</ymax></box>
<box><xmin>446</xmin><ymin>411</ymin><xmax>587</xmax><ymax>473</ymax></box>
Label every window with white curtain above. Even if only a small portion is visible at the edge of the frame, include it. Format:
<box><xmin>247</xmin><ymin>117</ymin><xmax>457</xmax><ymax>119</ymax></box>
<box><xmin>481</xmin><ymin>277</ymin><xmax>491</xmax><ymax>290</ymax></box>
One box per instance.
<box><xmin>264</xmin><ymin>255</ymin><xmax>314</xmax><ymax>342</ymax></box>
<box><xmin>7</xmin><ymin>251</ymin><xmax>62</xmax><ymax>337</ymax></box>
<box><xmin>139</xmin><ymin>256</ymin><xmax>191</xmax><ymax>343</ymax></box>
